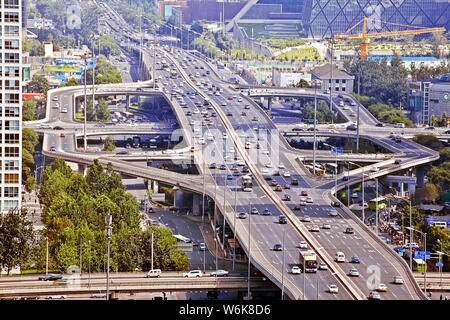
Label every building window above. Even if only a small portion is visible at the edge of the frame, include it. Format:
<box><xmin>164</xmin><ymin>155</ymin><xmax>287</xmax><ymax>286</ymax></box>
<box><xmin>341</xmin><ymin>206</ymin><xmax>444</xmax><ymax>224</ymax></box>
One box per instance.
<box><xmin>4</xmin><ymin>52</ymin><xmax>19</xmax><ymax>63</ymax></box>
<box><xmin>4</xmin><ymin>107</ymin><xmax>19</xmax><ymax>117</ymax></box>
<box><xmin>4</xmin><ymin>147</ymin><xmax>19</xmax><ymax>157</ymax></box>
<box><xmin>342</xmin><ymin>79</ymin><xmax>346</xmax><ymax>84</ymax></box>
<box><xmin>5</xmin><ymin>80</ymin><xmax>19</xmax><ymax>90</ymax></box>
<box><xmin>4</xmin><ymin>160</ymin><xmax>19</xmax><ymax>170</ymax></box>
<box><xmin>4</xmin><ymin>187</ymin><xmax>18</xmax><ymax>198</ymax></box>
<box><xmin>335</xmin><ymin>87</ymin><xmax>340</xmax><ymax>91</ymax></box>
<box><xmin>4</xmin><ymin>66</ymin><xmax>19</xmax><ymax>77</ymax></box>
<box><xmin>4</xmin><ymin>40</ymin><xmax>19</xmax><ymax>50</ymax></box>
<box><xmin>4</xmin><ymin>173</ymin><xmax>19</xmax><ymax>183</ymax></box>
<box><xmin>4</xmin><ymin>25</ymin><xmax>19</xmax><ymax>36</ymax></box>
<box><xmin>335</xmin><ymin>79</ymin><xmax>340</xmax><ymax>84</ymax></box>
<box><xmin>4</xmin><ymin>200</ymin><xmax>19</xmax><ymax>211</ymax></box>
<box><xmin>4</xmin><ymin>0</ymin><xmax>19</xmax><ymax>8</ymax></box>
<box><xmin>5</xmin><ymin>93</ymin><xmax>19</xmax><ymax>103</ymax></box>
<box><xmin>5</xmin><ymin>133</ymin><xmax>19</xmax><ymax>144</ymax></box>
<box><xmin>4</xmin><ymin>12</ymin><xmax>19</xmax><ymax>23</ymax></box>
<box><xmin>5</xmin><ymin>120</ymin><xmax>19</xmax><ymax>131</ymax></box>
<box><xmin>342</xmin><ymin>87</ymin><xmax>346</xmax><ymax>92</ymax></box>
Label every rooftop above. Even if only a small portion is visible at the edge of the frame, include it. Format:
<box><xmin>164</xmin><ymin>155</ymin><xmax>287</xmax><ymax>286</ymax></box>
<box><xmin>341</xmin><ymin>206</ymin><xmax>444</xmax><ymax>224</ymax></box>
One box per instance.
<box><xmin>311</xmin><ymin>63</ymin><xmax>354</xmax><ymax>80</ymax></box>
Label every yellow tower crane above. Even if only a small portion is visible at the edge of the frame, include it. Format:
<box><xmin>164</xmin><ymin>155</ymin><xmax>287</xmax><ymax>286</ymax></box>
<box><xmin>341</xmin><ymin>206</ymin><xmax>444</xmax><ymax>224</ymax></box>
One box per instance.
<box><xmin>334</xmin><ymin>17</ymin><xmax>446</xmax><ymax>59</ymax></box>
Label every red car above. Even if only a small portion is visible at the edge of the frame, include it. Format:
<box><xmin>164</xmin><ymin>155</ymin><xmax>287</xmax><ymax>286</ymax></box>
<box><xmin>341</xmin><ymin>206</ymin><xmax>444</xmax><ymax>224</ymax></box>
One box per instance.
<box><xmin>60</xmin><ymin>133</ymin><xmax>65</xmax><ymax>138</ymax></box>
<box><xmin>275</xmin><ymin>186</ymin><xmax>283</xmax><ymax>192</ymax></box>
<box><xmin>228</xmin><ymin>96</ymin><xmax>233</xmax><ymax>100</ymax></box>
<box><xmin>242</xmin><ymin>112</ymin><xmax>247</xmax><ymax>116</ymax></box>
<box><xmin>270</xmin><ymin>180</ymin><xmax>278</xmax><ymax>186</ymax></box>
<box><xmin>301</xmin><ymin>191</ymin><xmax>308</xmax><ymax>196</ymax></box>
<box><xmin>194</xmin><ymin>100</ymin><xmax>200</xmax><ymax>105</ymax></box>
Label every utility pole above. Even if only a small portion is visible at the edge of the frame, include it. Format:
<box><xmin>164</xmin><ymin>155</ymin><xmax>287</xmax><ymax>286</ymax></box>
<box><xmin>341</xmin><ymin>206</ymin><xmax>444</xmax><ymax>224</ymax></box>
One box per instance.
<box><xmin>79</xmin><ymin>237</ymin><xmax>82</xmax><ymax>276</ymax></box>
<box><xmin>151</xmin><ymin>232</ymin><xmax>154</xmax><ymax>270</ymax></box>
<box><xmin>356</xmin><ymin>62</ymin><xmax>361</xmax><ymax>152</ymax></box>
<box><xmin>247</xmin><ymin>199</ymin><xmax>251</xmax><ymax>300</ymax></box>
<box><xmin>313</xmin><ymin>81</ymin><xmax>317</xmax><ymax>176</ymax></box>
<box><xmin>362</xmin><ymin>167</ymin><xmax>365</xmax><ymax>225</ymax></box>
<box><xmin>105</xmin><ymin>212</ymin><xmax>112</xmax><ymax>300</ymax></box>
<box><xmin>88</xmin><ymin>240</ymin><xmax>91</xmax><ymax>287</ymax></box>
<box><xmin>222</xmin><ymin>177</ymin><xmax>227</xmax><ymax>263</ymax></box>
<box><xmin>233</xmin><ymin>176</ymin><xmax>237</xmax><ymax>271</ymax></box>
<box><xmin>409</xmin><ymin>199</ymin><xmax>413</xmax><ymax>271</ymax></box>
<box><xmin>91</xmin><ymin>37</ymin><xmax>96</xmax><ymax>116</ymax></box>
<box><xmin>375</xmin><ymin>178</ymin><xmax>379</xmax><ymax>236</ymax></box>
<box><xmin>153</xmin><ymin>28</ymin><xmax>156</xmax><ymax>88</ymax></box>
<box><xmin>329</xmin><ymin>38</ymin><xmax>334</xmax><ymax>118</ymax></box>
<box><xmin>46</xmin><ymin>237</ymin><xmax>48</xmax><ymax>275</ymax></box>
<box><xmin>83</xmin><ymin>56</ymin><xmax>87</xmax><ymax>150</ymax></box>
<box><xmin>281</xmin><ymin>228</ymin><xmax>286</xmax><ymax>300</ymax></box>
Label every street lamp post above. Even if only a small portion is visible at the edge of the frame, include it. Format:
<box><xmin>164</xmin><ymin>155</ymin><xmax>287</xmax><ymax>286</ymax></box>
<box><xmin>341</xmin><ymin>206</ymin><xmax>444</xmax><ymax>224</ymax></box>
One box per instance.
<box><xmin>222</xmin><ymin>176</ymin><xmax>227</xmax><ymax>264</ymax></box>
<box><xmin>313</xmin><ymin>80</ymin><xmax>318</xmax><ymax>176</ymax></box>
<box><xmin>247</xmin><ymin>199</ymin><xmax>251</xmax><ymax>301</ymax></box>
<box><xmin>281</xmin><ymin>227</ymin><xmax>286</xmax><ymax>300</ymax></box>
<box><xmin>83</xmin><ymin>56</ymin><xmax>87</xmax><ymax>150</ymax></box>
<box><xmin>362</xmin><ymin>168</ymin><xmax>365</xmax><ymax>225</ymax></box>
<box><xmin>406</xmin><ymin>226</ymin><xmax>427</xmax><ymax>295</ymax></box>
<box><xmin>347</xmin><ymin>161</ymin><xmax>350</xmax><ymax>207</ymax></box>
<box><xmin>233</xmin><ymin>177</ymin><xmax>238</xmax><ymax>271</ymax></box>
<box><xmin>409</xmin><ymin>199</ymin><xmax>413</xmax><ymax>271</ymax></box>
<box><xmin>105</xmin><ymin>212</ymin><xmax>112</xmax><ymax>300</ymax></box>
<box><xmin>88</xmin><ymin>240</ymin><xmax>91</xmax><ymax>287</ymax></box>
<box><xmin>46</xmin><ymin>236</ymin><xmax>48</xmax><ymax>275</ymax></box>
<box><xmin>375</xmin><ymin>177</ymin><xmax>379</xmax><ymax>236</ymax></box>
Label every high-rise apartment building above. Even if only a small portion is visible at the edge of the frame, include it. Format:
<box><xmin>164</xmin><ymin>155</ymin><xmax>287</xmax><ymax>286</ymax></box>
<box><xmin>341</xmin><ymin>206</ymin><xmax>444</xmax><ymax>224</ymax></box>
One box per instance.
<box><xmin>1</xmin><ymin>0</ymin><xmax>22</xmax><ymax>212</ymax></box>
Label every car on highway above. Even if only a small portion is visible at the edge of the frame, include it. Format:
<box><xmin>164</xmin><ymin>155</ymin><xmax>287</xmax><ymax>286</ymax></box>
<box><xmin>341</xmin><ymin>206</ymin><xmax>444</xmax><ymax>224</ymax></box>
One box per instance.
<box><xmin>328</xmin><ymin>284</ymin><xmax>339</xmax><ymax>294</ymax></box>
<box><xmin>183</xmin><ymin>270</ymin><xmax>203</xmax><ymax>278</ymax></box>
<box><xmin>146</xmin><ymin>269</ymin><xmax>162</xmax><ymax>278</ymax></box>
<box><xmin>328</xmin><ymin>209</ymin><xmax>338</xmax><ymax>216</ymax></box>
<box><xmin>345</xmin><ymin>227</ymin><xmax>355</xmax><ymax>234</ymax></box>
<box><xmin>219</xmin><ymin>164</ymin><xmax>227</xmax><ymax>170</ymax></box>
<box><xmin>282</xmin><ymin>194</ymin><xmax>291</xmax><ymax>201</ymax></box>
<box><xmin>351</xmin><ymin>256</ymin><xmax>360</xmax><ymax>263</ymax></box>
<box><xmin>332</xmin><ymin>201</ymin><xmax>341</xmax><ymax>207</ymax></box>
<box><xmin>306</xmin><ymin>197</ymin><xmax>313</xmax><ymax>203</ymax></box>
<box><xmin>238</xmin><ymin>212</ymin><xmax>247</xmax><ymax>219</ymax></box>
<box><xmin>199</xmin><ymin>243</ymin><xmax>206</xmax><ymax>251</ymax></box>
<box><xmin>301</xmin><ymin>191</ymin><xmax>308</xmax><ymax>196</ymax></box>
<box><xmin>376</xmin><ymin>283</ymin><xmax>388</xmax><ymax>292</ymax></box>
<box><xmin>53</xmin><ymin>126</ymin><xmax>64</xmax><ymax>130</ymax></box>
<box><xmin>60</xmin><ymin>133</ymin><xmax>65</xmax><ymax>138</ymax></box>
<box><xmin>116</xmin><ymin>150</ymin><xmax>129</xmax><ymax>155</ymax></box>
<box><xmin>250</xmin><ymin>207</ymin><xmax>259</xmax><ymax>215</ymax></box>
<box><xmin>227</xmin><ymin>174</ymin><xmax>233</xmax><ymax>180</ymax></box>
<box><xmin>284</xmin><ymin>184</ymin><xmax>291</xmax><ymax>189</ymax></box>
<box><xmin>346</xmin><ymin>124</ymin><xmax>357</xmax><ymax>131</ymax></box>
<box><xmin>301</xmin><ymin>215</ymin><xmax>311</xmax><ymax>222</ymax></box>
<box><xmin>252</xmin><ymin>116</ymin><xmax>259</xmax><ymax>121</ymax></box>
<box><xmin>275</xmin><ymin>185</ymin><xmax>283</xmax><ymax>192</ymax></box>
<box><xmin>53</xmin><ymin>278</ymin><xmax>70</xmax><ymax>285</ymax></box>
<box><xmin>270</xmin><ymin>180</ymin><xmax>278</xmax><ymax>186</ymax></box>
<box><xmin>39</xmin><ymin>274</ymin><xmax>63</xmax><ymax>281</ymax></box>
<box><xmin>349</xmin><ymin>268</ymin><xmax>359</xmax><ymax>277</ymax></box>
<box><xmin>210</xmin><ymin>270</ymin><xmax>229</xmax><ymax>277</ymax></box>
<box><xmin>278</xmin><ymin>215</ymin><xmax>287</xmax><ymax>224</ymax></box>
<box><xmin>335</xmin><ymin>252</ymin><xmax>346</xmax><ymax>263</ymax></box>
<box><xmin>291</xmin><ymin>266</ymin><xmax>301</xmax><ymax>274</ymax></box>
<box><xmin>278</xmin><ymin>163</ymin><xmax>285</xmax><ymax>169</ymax></box>
<box><xmin>368</xmin><ymin>291</ymin><xmax>381</xmax><ymax>300</ymax></box>
<box><xmin>50</xmin><ymin>145</ymin><xmax>56</xmax><ymax>152</ymax></box>
<box><xmin>322</xmin><ymin>223</ymin><xmax>331</xmax><ymax>229</ymax></box>
<box><xmin>273</xmin><ymin>244</ymin><xmax>283</xmax><ymax>251</ymax></box>
<box><xmin>262</xmin><ymin>209</ymin><xmax>271</xmax><ymax>216</ymax></box>
<box><xmin>283</xmin><ymin>171</ymin><xmax>291</xmax><ymax>177</ymax></box>
<box><xmin>244</xmin><ymin>105</ymin><xmax>250</xmax><ymax>109</ymax></box>
<box><xmin>318</xmin><ymin>262</ymin><xmax>328</xmax><ymax>270</ymax></box>
<box><xmin>45</xmin><ymin>295</ymin><xmax>67</xmax><ymax>299</ymax></box>
<box><xmin>310</xmin><ymin>225</ymin><xmax>320</xmax><ymax>232</ymax></box>
<box><xmin>291</xmin><ymin>179</ymin><xmax>299</xmax><ymax>185</ymax></box>
<box><xmin>393</xmin><ymin>276</ymin><xmax>404</xmax><ymax>284</ymax></box>
<box><xmin>425</xmin><ymin>126</ymin><xmax>435</xmax><ymax>130</ymax></box>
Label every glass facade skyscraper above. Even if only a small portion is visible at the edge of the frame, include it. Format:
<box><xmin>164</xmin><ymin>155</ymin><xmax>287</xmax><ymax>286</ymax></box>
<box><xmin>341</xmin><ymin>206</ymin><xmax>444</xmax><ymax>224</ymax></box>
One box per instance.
<box><xmin>308</xmin><ymin>0</ymin><xmax>449</xmax><ymax>39</ymax></box>
<box><xmin>1</xmin><ymin>0</ymin><xmax>22</xmax><ymax>212</ymax></box>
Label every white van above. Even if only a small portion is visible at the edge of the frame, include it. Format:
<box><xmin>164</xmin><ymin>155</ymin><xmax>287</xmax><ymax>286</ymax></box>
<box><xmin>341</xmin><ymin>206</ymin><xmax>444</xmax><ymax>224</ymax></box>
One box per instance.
<box><xmin>335</xmin><ymin>252</ymin><xmax>345</xmax><ymax>262</ymax></box>
<box><xmin>395</xmin><ymin>123</ymin><xmax>405</xmax><ymax>128</ymax></box>
<box><xmin>146</xmin><ymin>269</ymin><xmax>162</xmax><ymax>278</ymax></box>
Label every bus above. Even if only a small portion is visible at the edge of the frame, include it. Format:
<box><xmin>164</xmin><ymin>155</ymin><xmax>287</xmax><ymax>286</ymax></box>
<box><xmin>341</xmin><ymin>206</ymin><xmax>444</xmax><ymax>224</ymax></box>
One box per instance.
<box><xmin>299</xmin><ymin>250</ymin><xmax>318</xmax><ymax>273</ymax></box>
<box><xmin>241</xmin><ymin>175</ymin><xmax>253</xmax><ymax>192</ymax></box>
<box><xmin>368</xmin><ymin>197</ymin><xmax>387</xmax><ymax>211</ymax></box>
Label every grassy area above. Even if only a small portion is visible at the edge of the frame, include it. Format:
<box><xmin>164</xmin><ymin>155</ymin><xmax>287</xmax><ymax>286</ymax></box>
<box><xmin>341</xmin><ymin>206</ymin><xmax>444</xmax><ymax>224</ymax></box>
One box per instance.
<box><xmin>75</xmin><ymin>113</ymin><xmax>84</xmax><ymax>121</ymax></box>
<box><xmin>44</xmin><ymin>65</ymin><xmax>80</xmax><ymax>73</ymax></box>
<box><xmin>20</xmin><ymin>269</ymin><xmax>60</xmax><ymax>275</ymax></box>
<box><xmin>275</xmin><ymin>48</ymin><xmax>320</xmax><ymax>62</ymax></box>
<box><xmin>260</xmin><ymin>38</ymin><xmax>306</xmax><ymax>50</ymax></box>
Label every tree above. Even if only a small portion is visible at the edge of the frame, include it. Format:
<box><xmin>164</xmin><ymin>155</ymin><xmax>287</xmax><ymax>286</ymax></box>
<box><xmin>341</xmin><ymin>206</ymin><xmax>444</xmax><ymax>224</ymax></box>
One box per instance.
<box><xmin>96</xmin><ymin>98</ymin><xmax>110</xmax><ymax>121</ymax></box>
<box><xmin>415</xmin><ymin>183</ymin><xmax>440</xmax><ymax>204</ymax></box>
<box><xmin>0</xmin><ymin>208</ymin><xmax>35</xmax><ymax>275</ymax></box>
<box><xmin>86</xmin><ymin>99</ymin><xmax>96</xmax><ymax>121</ymax></box>
<box><xmin>23</xmin><ymin>99</ymin><xmax>37</xmax><ymax>121</ymax></box>
<box><xmin>85</xmin><ymin>159</ymin><xmax>109</xmax><ymax>197</ymax></box>
<box><xmin>25</xmin><ymin>176</ymin><xmax>37</xmax><ymax>193</ymax></box>
<box><xmin>296</xmin><ymin>79</ymin><xmax>310</xmax><ymax>88</ymax></box>
<box><xmin>103</xmin><ymin>137</ymin><xmax>115</xmax><ymax>152</ymax></box>
<box><xmin>28</xmin><ymin>75</ymin><xmax>50</xmax><ymax>96</ymax></box>
<box><xmin>66</xmin><ymin>78</ymin><xmax>78</xmax><ymax>86</ymax></box>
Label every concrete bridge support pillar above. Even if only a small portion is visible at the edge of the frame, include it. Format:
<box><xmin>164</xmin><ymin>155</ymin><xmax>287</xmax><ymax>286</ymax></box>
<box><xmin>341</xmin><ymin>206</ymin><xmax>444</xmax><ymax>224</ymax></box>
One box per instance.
<box><xmin>173</xmin><ymin>186</ymin><xmax>184</xmax><ymax>208</ymax></box>
<box><xmin>416</xmin><ymin>167</ymin><xmax>425</xmax><ymax>188</ymax></box>
<box><xmin>267</xmin><ymin>97</ymin><xmax>272</xmax><ymax>110</ymax></box>
<box><xmin>400</xmin><ymin>183</ymin><xmax>404</xmax><ymax>197</ymax></box>
<box><xmin>152</xmin><ymin>180</ymin><xmax>159</xmax><ymax>194</ymax></box>
<box><xmin>126</xmin><ymin>94</ymin><xmax>130</xmax><ymax>111</ymax></box>
<box><xmin>192</xmin><ymin>193</ymin><xmax>201</xmax><ymax>216</ymax></box>
<box><xmin>78</xmin><ymin>164</ymin><xmax>87</xmax><ymax>176</ymax></box>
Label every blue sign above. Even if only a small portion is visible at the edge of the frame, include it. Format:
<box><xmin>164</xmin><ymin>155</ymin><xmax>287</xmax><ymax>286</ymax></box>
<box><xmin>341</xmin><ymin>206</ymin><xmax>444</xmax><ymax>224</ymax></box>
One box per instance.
<box><xmin>436</xmin><ymin>263</ymin><xmax>444</xmax><ymax>268</ymax></box>
<box><xmin>217</xmin><ymin>65</ymin><xmax>224</xmax><ymax>70</ymax></box>
<box><xmin>331</xmin><ymin>148</ymin><xmax>343</xmax><ymax>154</ymax></box>
<box><xmin>414</xmin><ymin>251</ymin><xmax>431</xmax><ymax>260</ymax></box>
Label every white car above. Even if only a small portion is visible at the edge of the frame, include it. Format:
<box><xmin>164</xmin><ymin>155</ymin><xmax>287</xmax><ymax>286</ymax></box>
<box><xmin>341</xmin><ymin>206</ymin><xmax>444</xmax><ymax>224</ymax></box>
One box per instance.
<box><xmin>328</xmin><ymin>209</ymin><xmax>338</xmax><ymax>217</ymax></box>
<box><xmin>182</xmin><ymin>270</ymin><xmax>203</xmax><ymax>278</ymax></box>
<box><xmin>377</xmin><ymin>283</ymin><xmax>388</xmax><ymax>292</ymax></box>
<box><xmin>393</xmin><ymin>276</ymin><xmax>404</xmax><ymax>284</ymax></box>
<box><xmin>278</xmin><ymin>163</ymin><xmax>285</xmax><ymax>169</ymax></box>
<box><xmin>223</xmin><ymin>133</ymin><xmax>228</xmax><ymax>139</ymax></box>
<box><xmin>306</xmin><ymin>197</ymin><xmax>313</xmax><ymax>203</ymax></box>
<box><xmin>265</xmin><ymin>162</ymin><xmax>273</xmax><ymax>168</ymax></box>
<box><xmin>310</xmin><ymin>225</ymin><xmax>320</xmax><ymax>232</ymax></box>
<box><xmin>328</xmin><ymin>285</ymin><xmax>339</xmax><ymax>294</ymax></box>
<box><xmin>210</xmin><ymin>269</ymin><xmax>229</xmax><ymax>277</ymax></box>
<box><xmin>318</xmin><ymin>262</ymin><xmax>328</xmax><ymax>270</ymax></box>
<box><xmin>198</xmin><ymin>138</ymin><xmax>205</xmax><ymax>144</ymax></box>
<box><xmin>283</xmin><ymin>171</ymin><xmax>291</xmax><ymax>177</ymax></box>
<box><xmin>291</xmin><ymin>266</ymin><xmax>301</xmax><ymax>274</ymax></box>
<box><xmin>298</xmin><ymin>241</ymin><xmax>308</xmax><ymax>249</ymax></box>
<box><xmin>349</xmin><ymin>268</ymin><xmax>359</xmax><ymax>277</ymax></box>
<box><xmin>61</xmin><ymin>107</ymin><xmax>68</xmax><ymax>113</ymax></box>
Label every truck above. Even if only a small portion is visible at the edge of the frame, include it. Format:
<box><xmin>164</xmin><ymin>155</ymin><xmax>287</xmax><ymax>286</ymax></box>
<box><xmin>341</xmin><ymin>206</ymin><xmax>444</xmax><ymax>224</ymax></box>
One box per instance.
<box><xmin>299</xmin><ymin>250</ymin><xmax>318</xmax><ymax>273</ymax></box>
